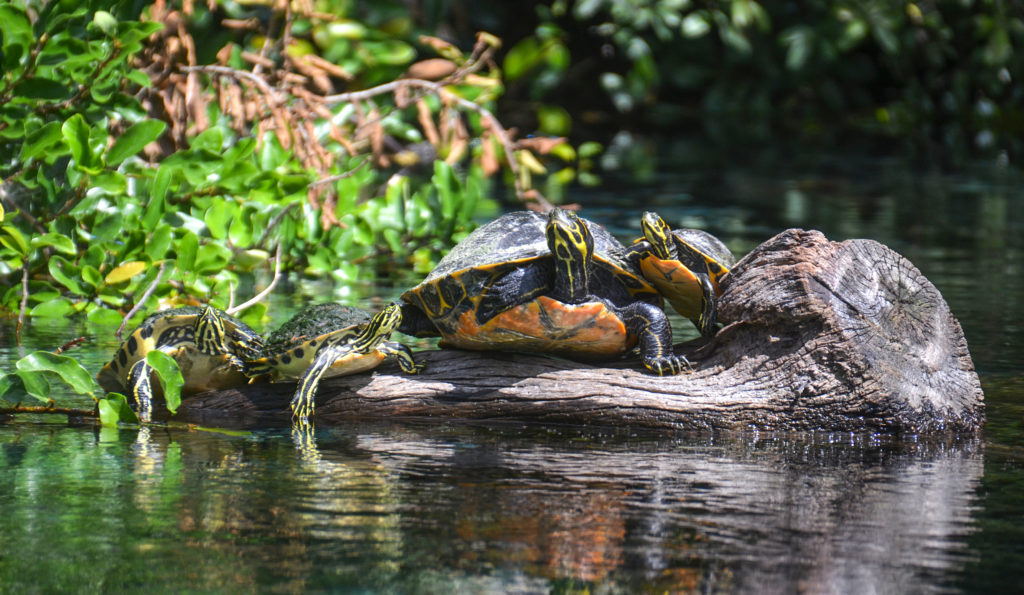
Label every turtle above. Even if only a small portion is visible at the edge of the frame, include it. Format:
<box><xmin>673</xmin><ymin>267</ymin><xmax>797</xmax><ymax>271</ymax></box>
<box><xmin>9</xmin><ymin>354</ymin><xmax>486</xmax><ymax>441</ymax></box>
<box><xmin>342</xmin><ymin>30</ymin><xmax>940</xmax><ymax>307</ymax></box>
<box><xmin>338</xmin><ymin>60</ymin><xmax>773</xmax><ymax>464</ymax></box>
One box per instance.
<box><xmin>398</xmin><ymin>208</ymin><xmax>687</xmax><ymax>375</ymax></box>
<box><xmin>629</xmin><ymin>211</ymin><xmax>736</xmax><ymax>337</ymax></box>
<box><xmin>97</xmin><ymin>306</ymin><xmax>265</xmax><ymax>420</ymax></box>
<box><xmin>244</xmin><ymin>302</ymin><xmax>421</xmax><ymax>420</ymax></box>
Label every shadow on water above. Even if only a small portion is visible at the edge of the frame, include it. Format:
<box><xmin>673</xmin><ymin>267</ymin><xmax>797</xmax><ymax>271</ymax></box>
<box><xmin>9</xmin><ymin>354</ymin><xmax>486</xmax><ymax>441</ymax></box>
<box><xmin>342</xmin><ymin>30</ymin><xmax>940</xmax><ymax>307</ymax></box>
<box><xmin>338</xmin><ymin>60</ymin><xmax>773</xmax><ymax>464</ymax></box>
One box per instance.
<box><xmin>0</xmin><ymin>421</ymin><xmax>985</xmax><ymax>593</ymax></box>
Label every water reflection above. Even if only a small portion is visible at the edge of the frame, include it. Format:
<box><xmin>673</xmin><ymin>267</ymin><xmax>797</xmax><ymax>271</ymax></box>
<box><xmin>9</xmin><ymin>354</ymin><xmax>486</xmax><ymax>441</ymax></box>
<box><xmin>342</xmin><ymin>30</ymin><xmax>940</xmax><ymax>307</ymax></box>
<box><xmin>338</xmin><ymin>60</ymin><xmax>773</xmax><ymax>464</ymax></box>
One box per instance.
<box><xmin>0</xmin><ymin>423</ymin><xmax>981</xmax><ymax>592</ymax></box>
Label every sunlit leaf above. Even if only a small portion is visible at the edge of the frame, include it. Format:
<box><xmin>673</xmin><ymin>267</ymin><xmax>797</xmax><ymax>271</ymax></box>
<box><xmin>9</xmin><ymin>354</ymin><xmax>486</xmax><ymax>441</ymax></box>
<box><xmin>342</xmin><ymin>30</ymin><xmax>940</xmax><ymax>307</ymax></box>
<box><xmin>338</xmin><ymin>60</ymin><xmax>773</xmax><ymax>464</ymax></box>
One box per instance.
<box><xmin>16</xmin><ymin>351</ymin><xmax>98</xmax><ymax>397</ymax></box>
<box><xmin>20</xmin><ymin>122</ymin><xmax>66</xmax><ymax>161</ymax></box>
<box><xmin>145</xmin><ymin>351</ymin><xmax>183</xmax><ymax>414</ymax></box>
<box><xmin>106</xmin><ymin>120</ymin><xmax>166</xmax><ymax>166</ymax></box>
<box><xmin>176</xmin><ymin>230</ymin><xmax>199</xmax><ymax>273</ymax></box>
<box><xmin>31</xmin><ymin>297</ymin><xmax>75</xmax><ymax>317</ymax></box>
<box><xmin>48</xmin><ymin>256</ymin><xmax>87</xmax><ymax>295</ymax></box>
<box><xmin>31</xmin><ymin>232</ymin><xmax>76</xmax><ymax>255</ymax></box>
<box><xmin>87</xmin><ymin>307</ymin><xmax>123</xmax><ymax>327</ymax></box>
<box><xmin>104</xmin><ymin>260</ymin><xmax>147</xmax><ymax>284</ymax></box>
<box><xmin>98</xmin><ymin>393</ymin><xmax>139</xmax><ymax>426</ymax></box>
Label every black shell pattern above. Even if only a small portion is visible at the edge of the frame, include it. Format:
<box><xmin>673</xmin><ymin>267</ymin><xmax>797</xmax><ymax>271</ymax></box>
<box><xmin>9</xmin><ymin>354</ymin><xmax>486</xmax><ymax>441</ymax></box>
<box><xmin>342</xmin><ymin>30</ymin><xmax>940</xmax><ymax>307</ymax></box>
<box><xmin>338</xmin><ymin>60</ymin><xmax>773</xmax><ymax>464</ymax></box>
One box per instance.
<box><xmin>673</xmin><ymin>229</ymin><xmax>736</xmax><ymax>268</ymax></box>
<box><xmin>264</xmin><ymin>303</ymin><xmax>373</xmax><ymax>352</ymax></box>
<box><xmin>409</xmin><ymin>210</ymin><xmax>652</xmax><ymax>296</ymax></box>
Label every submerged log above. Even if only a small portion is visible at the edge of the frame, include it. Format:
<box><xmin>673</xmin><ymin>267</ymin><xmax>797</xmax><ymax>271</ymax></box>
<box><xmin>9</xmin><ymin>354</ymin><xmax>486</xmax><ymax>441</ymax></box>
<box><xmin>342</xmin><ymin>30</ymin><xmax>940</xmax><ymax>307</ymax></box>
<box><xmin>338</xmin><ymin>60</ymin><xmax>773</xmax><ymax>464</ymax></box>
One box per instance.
<box><xmin>180</xmin><ymin>229</ymin><xmax>984</xmax><ymax>433</ymax></box>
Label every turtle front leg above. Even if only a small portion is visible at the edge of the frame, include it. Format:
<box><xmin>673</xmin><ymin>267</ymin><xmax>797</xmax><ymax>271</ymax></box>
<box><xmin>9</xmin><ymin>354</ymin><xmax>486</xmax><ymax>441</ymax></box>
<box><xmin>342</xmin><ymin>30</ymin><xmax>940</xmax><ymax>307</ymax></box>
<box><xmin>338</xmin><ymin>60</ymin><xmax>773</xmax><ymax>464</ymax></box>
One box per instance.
<box><xmin>694</xmin><ymin>273</ymin><xmax>718</xmax><ymax>338</ymax></box>
<box><xmin>290</xmin><ymin>342</ymin><xmax>351</xmax><ymax>420</ymax></box>
<box><xmin>127</xmin><ymin>358</ymin><xmax>155</xmax><ymax>422</ymax></box>
<box><xmin>618</xmin><ymin>301</ymin><xmax>688</xmax><ymax>376</ymax></box>
<box><xmin>379</xmin><ymin>341</ymin><xmax>424</xmax><ymax>374</ymax></box>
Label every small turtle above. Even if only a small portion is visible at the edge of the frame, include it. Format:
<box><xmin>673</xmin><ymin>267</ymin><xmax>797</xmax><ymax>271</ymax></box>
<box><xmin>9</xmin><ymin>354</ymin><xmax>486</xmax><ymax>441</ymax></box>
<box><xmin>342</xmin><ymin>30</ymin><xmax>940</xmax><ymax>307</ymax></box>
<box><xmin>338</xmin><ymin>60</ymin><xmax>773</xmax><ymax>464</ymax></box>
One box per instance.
<box><xmin>245</xmin><ymin>302</ymin><xmax>421</xmax><ymax>420</ymax></box>
<box><xmin>399</xmin><ymin>208</ymin><xmax>686</xmax><ymax>375</ymax></box>
<box><xmin>630</xmin><ymin>211</ymin><xmax>736</xmax><ymax>337</ymax></box>
<box><xmin>97</xmin><ymin>306</ymin><xmax>265</xmax><ymax>419</ymax></box>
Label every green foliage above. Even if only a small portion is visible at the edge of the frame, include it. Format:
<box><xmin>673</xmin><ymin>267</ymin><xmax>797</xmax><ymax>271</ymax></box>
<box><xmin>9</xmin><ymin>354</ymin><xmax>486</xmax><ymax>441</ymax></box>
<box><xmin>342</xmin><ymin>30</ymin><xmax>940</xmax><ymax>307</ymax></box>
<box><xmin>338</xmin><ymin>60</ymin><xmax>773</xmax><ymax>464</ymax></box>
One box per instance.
<box><xmin>145</xmin><ymin>351</ymin><xmax>183</xmax><ymax>414</ymax></box>
<box><xmin>0</xmin><ymin>1</ymin><xmax>547</xmax><ymax>331</ymax></box>
<box><xmin>97</xmin><ymin>393</ymin><xmax>140</xmax><ymax>425</ymax></box>
<box><xmin>0</xmin><ymin>350</ymin><xmax>99</xmax><ymax>404</ymax></box>
<box><xmin>505</xmin><ymin>0</ymin><xmax>1022</xmax><ymax>156</ymax></box>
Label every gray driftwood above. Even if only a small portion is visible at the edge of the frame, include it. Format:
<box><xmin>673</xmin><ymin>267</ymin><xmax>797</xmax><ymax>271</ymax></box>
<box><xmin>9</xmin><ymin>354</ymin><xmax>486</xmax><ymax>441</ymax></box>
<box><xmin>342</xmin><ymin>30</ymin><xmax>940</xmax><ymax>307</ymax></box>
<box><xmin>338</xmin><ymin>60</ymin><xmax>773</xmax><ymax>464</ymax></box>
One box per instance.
<box><xmin>180</xmin><ymin>229</ymin><xmax>984</xmax><ymax>433</ymax></box>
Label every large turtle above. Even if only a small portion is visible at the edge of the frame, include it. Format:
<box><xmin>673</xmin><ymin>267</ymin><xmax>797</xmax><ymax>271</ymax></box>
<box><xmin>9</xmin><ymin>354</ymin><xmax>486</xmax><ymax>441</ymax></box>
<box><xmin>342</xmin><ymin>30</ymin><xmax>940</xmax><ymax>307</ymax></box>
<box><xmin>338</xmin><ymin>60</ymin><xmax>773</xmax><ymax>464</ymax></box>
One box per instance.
<box><xmin>245</xmin><ymin>302</ymin><xmax>421</xmax><ymax>420</ymax></box>
<box><xmin>97</xmin><ymin>306</ymin><xmax>265</xmax><ymax>420</ymax></box>
<box><xmin>630</xmin><ymin>211</ymin><xmax>735</xmax><ymax>337</ymax></box>
<box><xmin>399</xmin><ymin>208</ymin><xmax>686</xmax><ymax>375</ymax></box>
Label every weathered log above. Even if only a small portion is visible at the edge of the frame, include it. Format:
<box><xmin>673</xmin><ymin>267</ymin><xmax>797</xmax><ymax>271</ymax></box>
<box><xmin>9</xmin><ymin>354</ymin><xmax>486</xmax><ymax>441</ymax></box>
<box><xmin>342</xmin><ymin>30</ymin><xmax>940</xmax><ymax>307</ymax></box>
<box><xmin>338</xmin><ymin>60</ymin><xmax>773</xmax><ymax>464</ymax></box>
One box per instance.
<box><xmin>179</xmin><ymin>229</ymin><xmax>984</xmax><ymax>433</ymax></box>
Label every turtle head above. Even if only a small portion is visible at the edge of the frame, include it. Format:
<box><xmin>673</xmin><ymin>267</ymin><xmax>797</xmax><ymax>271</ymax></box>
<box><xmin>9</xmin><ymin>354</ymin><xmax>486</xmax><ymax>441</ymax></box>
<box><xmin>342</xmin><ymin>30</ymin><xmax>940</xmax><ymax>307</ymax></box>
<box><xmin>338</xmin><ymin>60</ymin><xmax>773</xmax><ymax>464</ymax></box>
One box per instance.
<box><xmin>353</xmin><ymin>303</ymin><xmax>402</xmax><ymax>352</ymax></box>
<box><xmin>196</xmin><ymin>306</ymin><xmax>228</xmax><ymax>356</ymax></box>
<box><xmin>546</xmin><ymin>208</ymin><xmax>593</xmax><ymax>303</ymax></box>
<box><xmin>641</xmin><ymin>211</ymin><xmax>675</xmax><ymax>260</ymax></box>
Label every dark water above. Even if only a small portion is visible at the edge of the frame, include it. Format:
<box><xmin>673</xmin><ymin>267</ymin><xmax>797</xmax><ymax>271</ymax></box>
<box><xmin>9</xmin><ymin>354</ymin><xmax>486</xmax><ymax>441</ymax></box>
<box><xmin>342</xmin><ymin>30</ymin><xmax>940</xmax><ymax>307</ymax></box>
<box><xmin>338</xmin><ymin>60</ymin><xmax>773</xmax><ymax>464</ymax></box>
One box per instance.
<box><xmin>3</xmin><ymin>144</ymin><xmax>1024</xmax><ymax>593</ymax></box>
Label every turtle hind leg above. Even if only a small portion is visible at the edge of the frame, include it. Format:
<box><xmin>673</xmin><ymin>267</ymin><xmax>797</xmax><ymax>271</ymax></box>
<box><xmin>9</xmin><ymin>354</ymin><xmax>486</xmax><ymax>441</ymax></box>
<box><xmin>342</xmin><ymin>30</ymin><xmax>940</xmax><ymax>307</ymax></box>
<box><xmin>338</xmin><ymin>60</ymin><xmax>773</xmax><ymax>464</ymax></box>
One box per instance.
<box><xmin>618</xmin><ymin>301</ymin><xmax>688</xmax><ymax>376</ymax></box>
<box><xmin>127</xmin><ymin>358</ymin><xmax>155</xmax><ymax>422</ymax></box>
<box><xmin>380</xmin><ymin>341</ymin><xmax>423</xmax><ymax>374</ymax></box>
<box><xmin>290</xmin><ymin>341</ymin><xmax>352</xmax><ymax>420</ymax></box>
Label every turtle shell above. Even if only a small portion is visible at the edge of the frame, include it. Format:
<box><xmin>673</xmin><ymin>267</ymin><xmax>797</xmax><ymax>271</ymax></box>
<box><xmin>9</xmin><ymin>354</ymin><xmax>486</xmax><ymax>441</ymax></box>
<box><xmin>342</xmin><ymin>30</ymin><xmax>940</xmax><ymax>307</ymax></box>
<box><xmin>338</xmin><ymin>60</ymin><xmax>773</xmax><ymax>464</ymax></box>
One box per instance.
<box><xmin>404</xmin><ymin>211</ymin><xmax>660</xmax><ymax>318</ymax></box>
<box><xmin>635</xmin><ymin>227</ymin><xmax>736</xmax><ymax>325</ymax></box>
<box><xmin>97</xmin><ymin>306</ymin><xmax>262</xmax><ymax>395</ymax></box>
<box><xmin>252</xmin><ymin>303</ymin><xmax>386</xmax><ymax>380</ymax></box>
<box><xmin>401</xmin><ymin>210</ymin><xmax>662</xmax><ymax>357</ymax></box>
<box><xmin>265</xmin><ymin>303</ymin><xmax>372</xmax><ymax>350</ymax></box>
<box><xmin>672</xmin><ymin>228</ymin><xmax>735</xmax><ymax>285</ymax></box>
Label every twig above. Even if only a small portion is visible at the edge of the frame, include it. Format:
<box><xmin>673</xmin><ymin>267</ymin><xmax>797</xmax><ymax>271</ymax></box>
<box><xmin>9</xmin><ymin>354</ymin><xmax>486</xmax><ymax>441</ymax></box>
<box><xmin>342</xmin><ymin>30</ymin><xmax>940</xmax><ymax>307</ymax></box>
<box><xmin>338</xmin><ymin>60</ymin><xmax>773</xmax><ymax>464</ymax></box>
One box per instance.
<box><xmin>0</xmin><ymin>190</ymin><xmax>48</xmax><ymax>235</ymax></box>
<box><xmin>308</xmin><ymin>159</ymin><xmax>368</xmax><ymax>188</ymax></box>
<box><xmin>0</xmin><ymin>404</ymin><xmax>96</xmax><ymax>417</ymax></box>
<box><xmin>227</xmin><ymin>243</ymin><xmax>283</xmax><ymax>315</ymax></box>
<box><xmin>16</xmin><ymin>258</ymin><xmax>29</xmax><ymax>343</ymax></box>
<box><xmin>256</xmin><ymin>202</ymin><xmax>297</xmax><ymax>249</ymax></box>
<box><xmin>116</xmin><ymin>261</ymin><xmax>167</xmax><ymax>340</ymax></box>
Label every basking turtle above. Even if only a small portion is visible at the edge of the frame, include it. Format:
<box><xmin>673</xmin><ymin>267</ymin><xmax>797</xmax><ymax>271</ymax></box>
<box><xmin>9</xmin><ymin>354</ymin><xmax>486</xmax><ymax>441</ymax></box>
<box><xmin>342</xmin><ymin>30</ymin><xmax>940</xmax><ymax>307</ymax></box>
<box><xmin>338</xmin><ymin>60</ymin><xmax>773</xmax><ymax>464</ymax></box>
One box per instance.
<box><xmin>245</xmin><ymin>302</ymin><xmax>421</xmax><ymax>420</ymax></box>
<box><xmin>630</xmin><ymin>211</ymin><xmax>735</xmax><ymax>337</ymax></box>
<box><xmin>97</xmin><ymin>306</ymin><xmax>265</xmax><ymax>419</ymax></box>
<box><xmin>399</xmin><ymin>208</ymin><xmax>686</xmax><ymax>375</ymax></box>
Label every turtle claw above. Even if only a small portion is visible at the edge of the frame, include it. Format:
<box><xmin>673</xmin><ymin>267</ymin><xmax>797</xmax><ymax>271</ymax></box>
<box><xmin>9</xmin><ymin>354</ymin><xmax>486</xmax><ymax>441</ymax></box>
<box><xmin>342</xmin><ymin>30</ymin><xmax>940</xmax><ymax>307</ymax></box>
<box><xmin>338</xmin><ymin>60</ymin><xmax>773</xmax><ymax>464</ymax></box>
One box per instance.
<box><xmin>644</xmin><ymin>354</ymin><xmax>691</xmax><ymax>376</ymax></box>
<box><xmin>290</xmin><ymin>392</ymin><xmax>314</xmax><ymax>420</ymax></box>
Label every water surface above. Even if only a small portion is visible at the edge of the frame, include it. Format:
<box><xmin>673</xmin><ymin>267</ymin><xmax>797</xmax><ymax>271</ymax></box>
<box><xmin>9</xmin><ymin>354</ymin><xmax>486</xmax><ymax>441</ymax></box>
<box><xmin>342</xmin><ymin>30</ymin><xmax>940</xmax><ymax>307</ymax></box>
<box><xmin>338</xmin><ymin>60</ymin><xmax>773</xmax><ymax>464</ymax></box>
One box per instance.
<box><xmin>2</xmin><ymin>144</ymin><xmax>1023</xmax><ymax>593</ymax></box>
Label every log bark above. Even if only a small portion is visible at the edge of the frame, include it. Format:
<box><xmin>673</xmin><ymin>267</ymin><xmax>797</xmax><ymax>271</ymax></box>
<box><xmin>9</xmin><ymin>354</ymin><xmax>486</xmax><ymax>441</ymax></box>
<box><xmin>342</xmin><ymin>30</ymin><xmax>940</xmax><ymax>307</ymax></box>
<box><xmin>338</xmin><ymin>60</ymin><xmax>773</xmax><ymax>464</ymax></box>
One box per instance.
<box><xmin>180</xmin><ymin>229</ymin><xmax>984</xmax><ymax>433</ymax></box>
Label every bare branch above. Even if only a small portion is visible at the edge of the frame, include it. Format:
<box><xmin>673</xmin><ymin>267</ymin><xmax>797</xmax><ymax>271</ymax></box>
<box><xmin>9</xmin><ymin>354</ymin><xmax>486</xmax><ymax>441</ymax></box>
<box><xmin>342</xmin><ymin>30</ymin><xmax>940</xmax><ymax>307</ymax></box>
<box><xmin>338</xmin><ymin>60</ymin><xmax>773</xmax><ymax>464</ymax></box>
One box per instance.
<box><xmin>226</xmin><ymin>243</ymin><xmax>283</xmax><ymax>316</ymax></box>
<box><xmin>116</xmin><ymin>261</ymin><xmax>167</xmax><ymax>340</ymax></box>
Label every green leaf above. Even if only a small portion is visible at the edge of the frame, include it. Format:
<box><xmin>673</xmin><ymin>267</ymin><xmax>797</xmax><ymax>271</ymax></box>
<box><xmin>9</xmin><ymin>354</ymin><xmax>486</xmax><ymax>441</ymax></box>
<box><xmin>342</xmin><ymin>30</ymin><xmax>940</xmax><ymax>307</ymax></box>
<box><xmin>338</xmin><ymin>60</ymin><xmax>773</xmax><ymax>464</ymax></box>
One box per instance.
<box><xmin>143</xmin><ymin>163</ymin><xmax>173</xmax><ymax>231</ymax></box>
<box><xmin>61</xmin><ymin>114</ymin><xmax>90</xmax><ymax>166</ymax></box>
<box><xmin>11</xmin><ymin>78</ymin><xmax>69</xmax><ymax>100</ymax></box>
<box><xmin>106</xmin><ymin>120</ymin><xmax>166</xmax><ymax>166</ymax></box>
<box><xmin>20</xmin><ymin>122</ymin><xmax>66</xmax><ymax>161</ymax></box>
<box><xmin>0</xmin><ymin>225</ymin><xmax>30</xmax><ymax>256</ymax></box>
<box><xmin>194</xmin><ymin>243</ymin><xmax>232</xmax><ymax>274</ymax></box>
<box><xmin>31</xmin><ymin>232</ymin><xmax>76</xmax><ymax>255</ymax></box>
<box><xmin>30</xmin><ymin>297</ymin><xmax>75</xmax><ymax>317</ymax></box>
<box><xmin>145</xmin><ymin>351</ymin><xmax>183</xmax><ymax>414</ymax></box>
<box><xmin>87</xmin><ymin>306</ymin><xmax>124</xmax><ymax>327</ymax></box>
<box><xmin>48</xmin><ymin>256</ymin><xmax>87</xmax><ymax>295</ymax></box>
<box><xmin>682</xmin><ymin>13</ymin><xmax>711</xmax><ymax>38</ymax></box>
<box><xmin>92</xmin><ymin>11</ymin><xmax>117</xmax><ymax>36</ymax></box>
<box><xmin>16</xmin><ymin>351</ymin><xmax>98</xmax><ymax>397</ymax></box>
<box><xmin>98</xmin><ymin>393</ymin><xmax>139</xmax><ymax>426</ymax></box>
<box><xmin>0</xmin><ymin>5</ymin><xmax>33</xmax><ymax>72</ymax></box>
<box><xmin>205</xmin><ymin>199</ymin><xmax>233</xmax><ymax>240</ymax></box>
<box><xmin>61</xmin><ymin>114</ymin><xmax>102</xmax><ymax>174</ymax></box>
<box><xmin>145</xmin><ymin>225</ymin><xmax>173</xmax><ymax>261</ymax></box>
<box><xmin>176</xmin><ymin>230</ymin><xmax>199</xmax><ymax>273</ymax></box>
